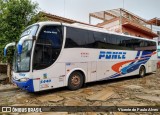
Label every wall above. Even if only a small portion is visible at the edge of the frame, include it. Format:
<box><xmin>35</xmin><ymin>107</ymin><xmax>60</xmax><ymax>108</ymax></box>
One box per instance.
<box><xmin>100</xmin><ymin>20</ymin><xmax>122</xmax><ymax>33</ymax></box>
<box><xmin>0</xmin><ymin>64</ymin><xmax>7</xmax><ymax>73</ymax></box>
<box><xmin>122</xmin><ymin>27</ymin><xmax>152</xmax><ymax>39</ymax></box>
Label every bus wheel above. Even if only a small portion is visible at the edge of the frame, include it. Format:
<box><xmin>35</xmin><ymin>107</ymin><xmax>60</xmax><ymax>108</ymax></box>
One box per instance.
<box><xmin>139</xmin><ymin>66</ymin><xmax>146</xmax><ymax>77</ymax></box>
<box><xmin>68</xmin><ymin>71</ymin><xmax>84</xmax><ymax>90</ymax></box>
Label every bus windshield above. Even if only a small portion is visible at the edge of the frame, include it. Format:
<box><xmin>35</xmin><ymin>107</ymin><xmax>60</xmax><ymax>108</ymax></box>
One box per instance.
<box><xmin>21</xmin><ymin>25</ymin><xmax>39</xmax><ymax>38</ymax></box>
<box><xmin>13</xmin><ymin>25</ymin><xmax>39</xmax><ymax>72</ymax></box>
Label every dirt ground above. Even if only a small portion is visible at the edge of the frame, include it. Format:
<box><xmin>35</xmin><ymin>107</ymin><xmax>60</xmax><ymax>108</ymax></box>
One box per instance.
<box><xmin>0</xmin><ymin>69</ymin><xmax>160</xmax><ymax>115</ymax></box>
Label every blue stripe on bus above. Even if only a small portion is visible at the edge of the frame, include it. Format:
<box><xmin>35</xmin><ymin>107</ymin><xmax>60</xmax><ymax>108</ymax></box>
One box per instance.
<box><xmin>102</xmin><ymin>51</ymin><xmax>153</xmax><ymax>80</ymax></box>
<box><xmin>128</xmin><ymin>51</ymin><xmax>141</xmax><ymax>66</ymax></box>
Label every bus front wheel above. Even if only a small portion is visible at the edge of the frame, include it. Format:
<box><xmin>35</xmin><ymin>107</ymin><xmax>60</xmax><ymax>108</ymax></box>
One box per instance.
<box><xmin>139</xmin><ymin>66</ymin><xmax>146</xmax><ymax>77</ymax></box>
<box><xmin>68</xmin><ymin>71</ymin><xmax>84</xmax><ymax>90</ymax></box>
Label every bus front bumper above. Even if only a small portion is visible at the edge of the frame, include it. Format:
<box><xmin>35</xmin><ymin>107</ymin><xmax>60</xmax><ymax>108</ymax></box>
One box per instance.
<box><xmin>12</xmin><ymin>78</ymin><xmax>34</xmax><ymax>92</ymax></box>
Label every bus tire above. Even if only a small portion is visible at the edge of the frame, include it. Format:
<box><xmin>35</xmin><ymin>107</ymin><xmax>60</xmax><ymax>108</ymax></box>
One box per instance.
<box><xmin>68</xmin><ymin>71</ymin><xmax>84</xmax><ymax>90</ymax></box>
<box><xmin>139</xmin><ymin>66</ymin><xmax>146</xmax><ymax>77</ymax></box>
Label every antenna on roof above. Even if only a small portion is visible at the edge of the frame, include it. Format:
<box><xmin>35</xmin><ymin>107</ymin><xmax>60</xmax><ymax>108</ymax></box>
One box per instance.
<box><xmin>123</xmin><ymin>0</ymin><xmax>124</xmax><ymax>9</ymax></box>
<box><xmin>64</xmin><ymin>0</ymin><xmax>65</xmax><ymax>17</ymax></box>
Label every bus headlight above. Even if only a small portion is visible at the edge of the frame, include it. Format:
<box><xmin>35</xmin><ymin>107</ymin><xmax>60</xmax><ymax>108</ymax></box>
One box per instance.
<box><xmin>19</xmin><ymin>78</ymin><xmax>29</xmax><ymax>82</ymax></box>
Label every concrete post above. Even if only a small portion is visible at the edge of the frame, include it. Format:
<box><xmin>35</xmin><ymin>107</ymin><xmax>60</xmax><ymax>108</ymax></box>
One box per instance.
<box><xmin>89</xmin><ymin>15</ymin><xmax>91</xmax><ymax>25</ymax></box>
<box><xmin>119</xmin><ymin>9</ymin><xmax>123</xmax><ymax>33</ymax></box>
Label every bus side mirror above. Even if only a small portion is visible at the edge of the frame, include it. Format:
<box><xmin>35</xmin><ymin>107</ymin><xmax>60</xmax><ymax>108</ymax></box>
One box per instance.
<box><xmin>17</xmin><ymin>35</ymin><xmax>36</xmax><ymax>54</ymax></box>
<box><xmin>4</xmin><ymin>42</ymin><xmax>16</xmax><ymax>57</ymax></box>
<box><xmin>18</xmin><ymin>44</ymin><xmax>22</xmax><ymax>55</ymax></box>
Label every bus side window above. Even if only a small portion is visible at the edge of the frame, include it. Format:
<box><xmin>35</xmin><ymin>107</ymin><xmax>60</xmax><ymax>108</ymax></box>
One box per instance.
<box><xmin>65</xmin><ymin>27</ymin><xmax>88</xmax><ymax>48</ymax></box>
<box><xmin>86</xmin><ymin>31</ymin><xmax>96</xmax><ymax>48</ymax></box>
<box><xmin>93</xmin><ymin>32</ymin><xmax>108</xmax><ymax>49</ymax></box>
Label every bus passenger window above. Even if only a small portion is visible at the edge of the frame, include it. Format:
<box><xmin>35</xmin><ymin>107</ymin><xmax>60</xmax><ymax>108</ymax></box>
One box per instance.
<box><xmin>65</xmin><ymin>27</ymin><xmax>88</xmax><ymax>48</ymax></box>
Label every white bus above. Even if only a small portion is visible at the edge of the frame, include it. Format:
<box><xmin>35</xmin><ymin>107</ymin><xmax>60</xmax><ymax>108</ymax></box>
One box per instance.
<box><xmin>4</xmin><ymin>21</ymin><xmax>158</xmax><ymax>92</ymax></box>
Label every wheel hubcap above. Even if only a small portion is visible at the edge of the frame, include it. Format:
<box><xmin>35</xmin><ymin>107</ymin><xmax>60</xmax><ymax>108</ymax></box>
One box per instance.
<box><xmin>71</xmin><ymin>75</ymin><xmax>80</xmax><ymax>87</ymax></box>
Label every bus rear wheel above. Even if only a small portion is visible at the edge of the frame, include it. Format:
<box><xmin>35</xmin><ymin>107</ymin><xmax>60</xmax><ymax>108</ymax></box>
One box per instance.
<box><xmin>68</xmin><ymin>71</ymin><xmax>84</xmax><ymax>90</ymax></box>
<box><xmin>139</xmin><ymin>66</ymin><xmax>146</xmax><ymax>77</ymax></box>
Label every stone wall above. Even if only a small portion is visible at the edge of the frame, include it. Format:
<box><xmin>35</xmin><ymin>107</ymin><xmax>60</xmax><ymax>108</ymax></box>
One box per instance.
<box><xmin>0</xmin><ymin>64</ymin><xmax>7</xmax><ymax>73</ymax></box>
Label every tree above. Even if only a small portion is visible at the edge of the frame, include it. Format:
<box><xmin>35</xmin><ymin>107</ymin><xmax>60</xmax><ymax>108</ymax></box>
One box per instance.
<box><xmin>0</xmin><ymin>0</ymin><xmax>39</xmax><ymax>62</ymax></box>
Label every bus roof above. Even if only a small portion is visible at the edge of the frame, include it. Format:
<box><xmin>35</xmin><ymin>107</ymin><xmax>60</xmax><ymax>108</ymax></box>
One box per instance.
<box><xmin>33</xmin><ymin>21</ymin><xmax>157</xmax><ymax>42</ymax></box>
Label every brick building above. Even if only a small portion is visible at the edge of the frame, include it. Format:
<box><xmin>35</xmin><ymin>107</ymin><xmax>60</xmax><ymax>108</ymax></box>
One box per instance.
<box><xmin>89</xmin><ymin>8</ymin><xmax>159</xmax><ymax>39</ymax></box>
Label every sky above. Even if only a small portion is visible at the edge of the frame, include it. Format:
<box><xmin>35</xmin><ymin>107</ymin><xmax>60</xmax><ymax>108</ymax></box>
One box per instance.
<box><xmin>31</xmin><ymin>0</ymin><xmax>160</xmax><ymax>24</ymax></box>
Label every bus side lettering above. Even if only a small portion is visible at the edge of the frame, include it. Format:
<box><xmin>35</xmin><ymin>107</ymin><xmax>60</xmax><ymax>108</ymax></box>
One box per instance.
<box><xmin>99</xmin><ymin>51</ymin><xmax>126</xmax><ymax>59</ymax></box>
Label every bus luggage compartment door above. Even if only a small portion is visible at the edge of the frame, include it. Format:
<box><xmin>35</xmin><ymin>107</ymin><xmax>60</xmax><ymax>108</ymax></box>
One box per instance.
<box><xmin>88</xmin><ymin>62</ymin><xmax>97</xmax><ymax>82</ymax></box>
<box><xmin>148</xmin><ymin>60</ymin><xmax>157</xmax><ymax>72</ymax></box>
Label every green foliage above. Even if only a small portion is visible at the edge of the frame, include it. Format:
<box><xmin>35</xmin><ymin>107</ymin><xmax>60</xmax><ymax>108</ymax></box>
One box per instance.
<box><xmin>0</xmin><ymin>0</ymin><xmax>39</xmax><ymax>63</ymax></box>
